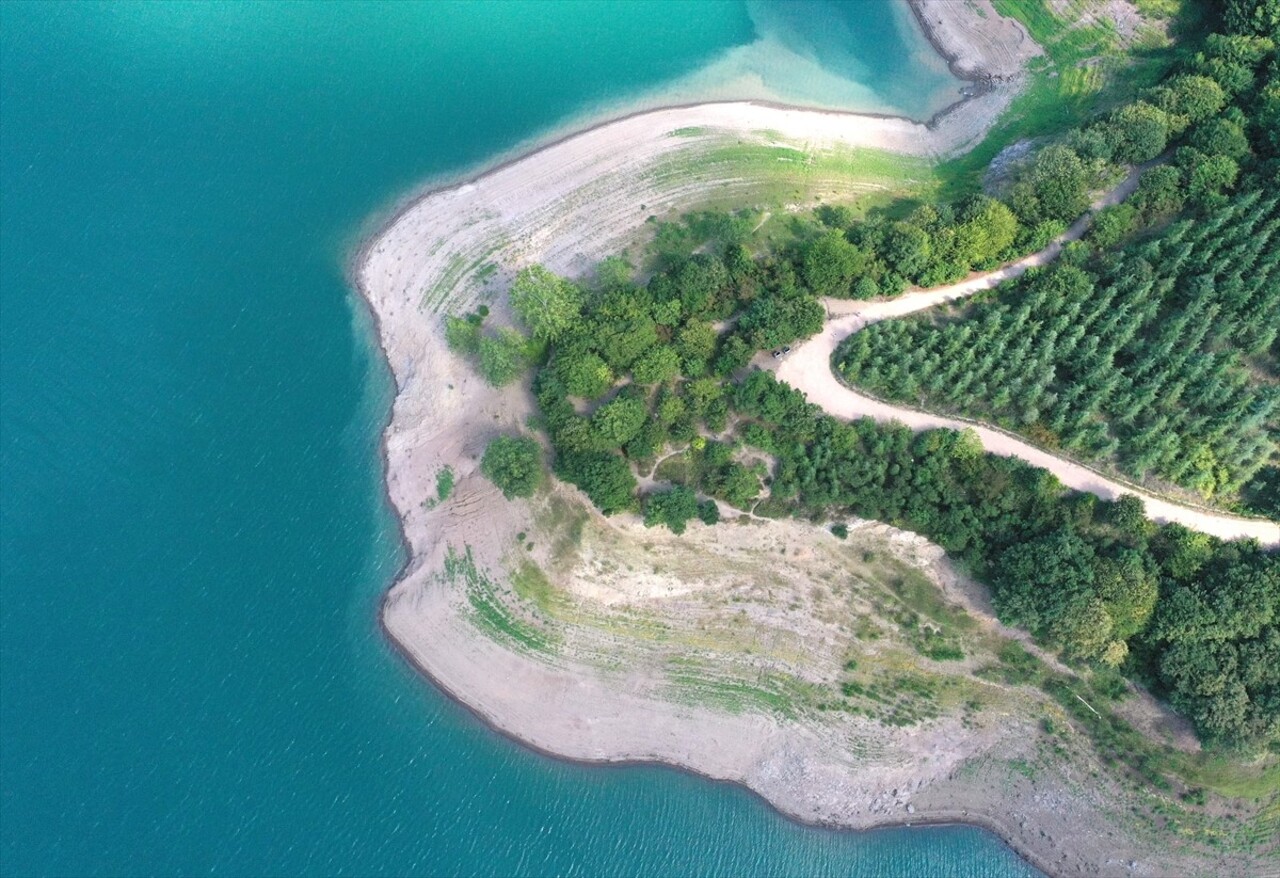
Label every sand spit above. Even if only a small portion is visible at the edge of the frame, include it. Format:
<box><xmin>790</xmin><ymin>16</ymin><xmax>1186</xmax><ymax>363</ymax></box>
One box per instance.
<box><xmin>355</xmin><ymin>3</ymin><xmax>1271</xmax><ymax>876</ymax></box>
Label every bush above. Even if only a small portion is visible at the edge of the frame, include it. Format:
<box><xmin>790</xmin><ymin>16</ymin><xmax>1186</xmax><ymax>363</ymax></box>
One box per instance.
<box><xmin>444</xmin><ymin>315</ymin><xmax>482</xmax><ymax>354</ymax></box>
<box><xmin>830</xmin><ymin>523</ymin><xmax>849</xmax><ymax>539</ymax></box>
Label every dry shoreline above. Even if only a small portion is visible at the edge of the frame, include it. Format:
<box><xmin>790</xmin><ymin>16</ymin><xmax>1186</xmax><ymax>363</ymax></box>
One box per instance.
<box><xmin>350</xmin><ymin>3</ymin><xmax>1267</xmax><ymax>876</ymax></box>
<box><xmin>375</xmin><ymin>607</ymin><xmax>1053</xmax><ymax>877</ymax></box>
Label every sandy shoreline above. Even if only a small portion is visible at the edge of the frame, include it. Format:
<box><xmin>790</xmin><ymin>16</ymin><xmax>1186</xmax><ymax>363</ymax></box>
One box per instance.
<box><xmin>351</xmin><ymin>3</ymin><xmax>1268</xmax><ymax>876</ymax></box>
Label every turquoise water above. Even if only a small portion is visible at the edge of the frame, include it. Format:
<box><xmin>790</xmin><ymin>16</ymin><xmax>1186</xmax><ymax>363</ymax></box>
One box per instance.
<box><xmin>0</xmin><ymin>3</ymin><xmax>1035</xmax><ymax>875</ymax></box>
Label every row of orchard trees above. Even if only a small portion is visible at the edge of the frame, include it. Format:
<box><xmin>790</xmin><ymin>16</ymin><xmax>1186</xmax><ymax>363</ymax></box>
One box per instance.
<box><xmin>836</xmin><ymin>189</ymin><xmax>1279</xmax><ymax>503</ymax></box>
<box><xmin>731</xmin><ymin>370</ymin><xmax>1279</xmax><ymax>750</ymax></box>
<box><xmin>786</xmin><ymin>23</ymin><xmax>1280</xmax><ymax>301</ymax></box>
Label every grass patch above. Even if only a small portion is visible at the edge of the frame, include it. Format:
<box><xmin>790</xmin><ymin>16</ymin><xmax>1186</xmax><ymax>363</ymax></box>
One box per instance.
<box><xmin>510</xmin><ymin>559</ymin><xmax>570</xmax><ymax>616</ymax></box>
<box><xmin>435</xmin><ymin>466</ymin><xmax>455</xmax><ymax>502</ymax></box>
<box><xmin>443</xmin><ymin>546</ymin><xmax>558</xmax><ymax>654</ymax></box>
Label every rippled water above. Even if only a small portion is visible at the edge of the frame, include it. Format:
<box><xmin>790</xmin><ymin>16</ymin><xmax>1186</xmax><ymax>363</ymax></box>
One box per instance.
<box><xmin>1</xmin><ymin>2</ymin><xmax>1036</xmax><ymax>874</ymax></box>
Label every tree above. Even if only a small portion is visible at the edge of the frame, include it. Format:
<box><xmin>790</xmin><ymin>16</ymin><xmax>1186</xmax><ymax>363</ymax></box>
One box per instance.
<box><xmin>589</xmin><ymin>392</ymin><xmax>647</xmax><ymax>449</ymax></box>
<box><xmin>555</xmin><ymin>345</ymin><xmax>614</xmax><ymax>398</ymax></box>
<box><xmin>801</xmin><ymin>230</ymin><xmax>866</xmax><ymax>297</ymax></box>
<box><xmin>1132</xmin><ymin>165</ymin><xmax>1185</xmax><ymax>216</ymax></box>
<box><xmin>481</xmin><ymin>435</ymin><xmax>542</xmax><ymax>499</ymax></box>
<box><xmin>1188</xmin><ymin>117</ymin><xmax>1251</xmax><ymax>159</ymax></box>
<box><xmin>675</xmin><ymin>319</ymin><xmax>718</xmax><ymax>373</ymax></box>
<box><xmin>992</xmin><ymin>528</ymin><xmax>1098</xmax><ymax>634</ymax></box>
<box><xmin>642</xmin><ymin>486</ymin><xmax>701</xmax><ymax>534</ymax></box>
<box><xmin>1186</xmin><ymin>153</ymin><xmax>1240</xmax><ymax>204</ymax></box>
<box><xmin>631</xmin><ymin>344</ymin><xmax>681</xmax><ymax>385</ymax></box>
<box><xmin>1087</xmin><ymin>204</ymin><xmax>1138</xmax><ymax>249</ymax></box>
<box><xmin>955</xmin><ymin>196</ymin><xmax>1020</xmax><ymax>268</ymax></box>
<box><xmin>881</xmin><ymin>222</ymin><xmax>932</xmax><ymax>281</ymax></box>
<box><xmin>1013</xmin><ymin>145</ymin><xmax>1091</xmax><ymax>225</ymax></box>
<box><xmin>509</xmin><ymin>265</ymin><xmax>584</xmax><ymax>341</ymax></box>
<box><xmin>477</xmin><ymin>329</ymin><xmax>528</xmax><ymax>386</ymax></box>
<box><xmin>1103</xmin><ymin>102</ymin><xmax>1171</xmax><ymax>164</ymax></box>
<box><xmin>555</xmin><ymin>450</ymin><xmax>637</xmax><ymax>514</ymax></box>
<box><xmin>444</xmin><ymin>315</ymin><xmax>482</xmax><ymax>354</ymax></box>
<box><xmin>593</xmin><ymin>255</ymin><xmax>634</xmax><ymax>292</ymax></box>
<box><xmin>1151</xmin><ymin>74</ymin><xmax>1227</xmax><ymax>128</ymax></box>
<box><xmin>1221</xmin><ymin>0</ymin><xmax>1280</xmax><ymax>38</ymax></box>
<box><xmin>1094</xmin><ymin>551</ymin><xmax>1158</xmax><ymax>640</ymax></box>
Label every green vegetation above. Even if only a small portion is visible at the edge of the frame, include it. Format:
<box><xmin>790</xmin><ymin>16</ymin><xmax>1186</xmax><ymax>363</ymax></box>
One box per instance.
<box><xmin>444</xmin><ymin>546</ymin><xmax>557</xmax><ymax>653</ymax></box>
<box><xmin>836</xmin><ymin>24</ymin><xmax>1280</xmax><ymax>510</ymax></box>
<box><xmin>480</xmin><ymin>435</ymin><xmax>542</xmax><ymax>499</ymax></box>
<box><xmin>435</xmin><ymin>466</ymin><xmax>455</xmax><ymax>502</ymax></box>
<box><xmin>837</xmin><ymin>190</ymin><xmax>1278</xmax><ymax>502</ymax></box>
<box><xmin>458</xmin><ymin>2</ymin><xmax>1280</xmax><ymax>762</ymax></box>
<box><xmin>443</xmin><ymin>305</ymin><xmax>533</xmax><ymax>387</ymax></box>
<box><xmin>730</xmin><ymin>369</ymin><xmax>1278</xmax><ymax>749</ymax></box>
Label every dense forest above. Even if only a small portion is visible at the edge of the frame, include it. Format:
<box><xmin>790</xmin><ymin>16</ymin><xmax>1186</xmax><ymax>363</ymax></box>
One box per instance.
<box><xmin>829</xmin><ymin>22</ymin><xmax>1280</xmax><ymax>512</ymax></box>
<box><xmin>445</xmin><ymin>6</ymin><xmax>1280</xmax><ymax>751</ymax></box>
<box><xmin>836</xmin><ymin>189</ymin><xmax>1279</xmax><ymax>505</ymax></box>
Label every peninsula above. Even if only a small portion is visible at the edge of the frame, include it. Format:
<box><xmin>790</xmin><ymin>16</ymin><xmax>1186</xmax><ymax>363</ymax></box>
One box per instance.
<box><xmin>355</xmin><ymin>2</ymin><xmax>1279</xmax><ymax>875</ymax></box>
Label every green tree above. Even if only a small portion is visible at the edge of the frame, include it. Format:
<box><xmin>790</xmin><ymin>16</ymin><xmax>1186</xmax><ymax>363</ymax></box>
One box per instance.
<box><xmin>444</xmin><ymin>315</ymin><xmax>482</xmax><ymax>354</ymax></box>
<box><xmin>590</xmin><ymin>392</ymin><xmax>648</xmax><ymax>448</ymax></box>
<box><xmin>1012</xmin><ymin>145</ymin><xmax>1091</xmax><ymax>225</ymax></box>
<box><xmin>1151</xmin><ymin>74</ymin><xmax>1227</xmax><ymax>129</ymax></box>
<box><xmin>509</xmin><ymin>265</ymin><xmax>584</xmax><ymax>341</ymax></box>
<box><xmin>1189</xmin><ymin>117</ymin><xmax>1252</xmax><ymax>159</ymax></box>
<box><xmin>1221</xmin><ymin>0</ymin><xmax>1279</xmax><ymax>38</ymax></box>
<box><xmin>1094</xmin><ymin>551</ymin><xmax>1158</xmax><ymax>640</ymax></box>
<box><xmin>1186</xmin><ymin>153</ymin><xmax>1240</xmax><ymax>204</ymax></box>
<box><xmin>1087</xmin><ymin>203</ymin><xmax>1138</xmax><ymax>249</ymax></box>
<box><xmin>555</xmin><ymin>345</ymin><xmax>614</xmax><ymax>398</ymax></box>
<box><xmin>992</xmin><ymin>528</ymin><xmax>1098</xmax><ymax>634</ymax></box>
<box><xmin>481</xmin><ymin>435</ymin><xmax>542</xmax><ymax>499</ymax></box>
<box><xmin>675</xmin><ymin>319</ymin><xmax>718</xmax><ymax>373</ymax></box>
<box><xmin>1105</xmin><ymin>102</ymin><xmax>1172</xmax><ymax>164</ymax></box>
<box><xmin>801</xmin><ymin>229</ymin><xmax>866</xmax><ymax>297</ymax></box>
<box><xmin>881</xmin><ymin>222</ymin><xmax>932</xmax><ymax>281</ymax></box>
<box><xmin>555</xmin><ymin>450</ymin><xmax>637</xmax><ymax>514</ymax></box>
<box><xmin>1132</xmin><ymin>165</ymin><xmax>1185</xmax><ymax>216</ymax></box>
<box><xmin>955</xmin><ymin>196</ymin><xmax>1019</xmax><ymax>268</ymax></box>
<box><xmin>642</xmin><ymin>486</ymin><xmax>701</xmax><ymax>534</ymax></box>
<box><xmin>477</xmin><ymin>328</ymin><xmax>528</xmax><ymax>386</ymax></box>
<box><xmin>631</xmin><ymin>344</ymin><xmax>681</xmax><ymax>385</ymax></box>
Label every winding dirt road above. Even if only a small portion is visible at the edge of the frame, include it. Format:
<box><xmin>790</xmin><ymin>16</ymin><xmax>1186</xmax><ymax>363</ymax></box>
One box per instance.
<box><xmin>774</xmin><ymin>176</ymin><xmax>1280</xmax><ymax>546</ymax></box>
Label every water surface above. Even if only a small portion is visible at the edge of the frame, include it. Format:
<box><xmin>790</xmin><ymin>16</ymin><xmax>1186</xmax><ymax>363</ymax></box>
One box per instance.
<box><xmin>1</xmin><ymin>3</ymin><xmax>1032</xmax><ymax>875</ymax></box>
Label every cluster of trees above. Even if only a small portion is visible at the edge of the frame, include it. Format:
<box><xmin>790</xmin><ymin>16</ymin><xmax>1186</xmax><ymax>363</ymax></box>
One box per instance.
<box><xmin>788</xmin><ymin>23</ymin><xmax>1280</xmax><ymax>303</ymax></box>
<box><xmin>837</xmin><ymin>187</ymin><xmax>1278</xmax><ymax>503</ymax></box>
<box><xmin>508</xmin><ymin>242</ymin><xmax>834</xmax><ymax>529</ymax></box>
<box><xmin>731</xmin><ymin>370</ymin><xmax>1278</xmax><ymax>748</ymax></box>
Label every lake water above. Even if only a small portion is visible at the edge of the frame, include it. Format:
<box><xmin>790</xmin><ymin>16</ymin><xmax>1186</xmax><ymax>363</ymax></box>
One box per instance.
<box><xmin>0</xmin><ymin>2</ymin><xmax>1037</xmax><ymax>875</ymax></box>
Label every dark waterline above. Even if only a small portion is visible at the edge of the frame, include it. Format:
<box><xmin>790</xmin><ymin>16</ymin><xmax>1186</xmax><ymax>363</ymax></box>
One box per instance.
<box><xmin>1</xmin><ymin>3</ymin><xmax>1037</xmax><ymax>875</ymax></box>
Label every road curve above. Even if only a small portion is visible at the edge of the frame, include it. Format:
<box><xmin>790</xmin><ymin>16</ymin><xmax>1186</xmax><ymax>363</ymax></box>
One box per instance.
<box><xmin>774</xmin><ymin>178</ymin><xmax>1280</xmax><ymax>546</ymax></box>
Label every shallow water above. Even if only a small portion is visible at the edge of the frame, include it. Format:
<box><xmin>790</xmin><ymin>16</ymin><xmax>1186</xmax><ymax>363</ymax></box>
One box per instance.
<box><xmin>1</xmin><ymin>2</ymin><xmax>1035</xmax><ymax>875</ymax></box>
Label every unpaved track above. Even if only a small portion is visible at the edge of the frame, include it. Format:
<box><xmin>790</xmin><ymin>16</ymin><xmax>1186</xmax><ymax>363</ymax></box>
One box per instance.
<box><xmin>776</xmin><ymin>175</ymin><xmax>1280</xmax><ymax>546</ymax></box>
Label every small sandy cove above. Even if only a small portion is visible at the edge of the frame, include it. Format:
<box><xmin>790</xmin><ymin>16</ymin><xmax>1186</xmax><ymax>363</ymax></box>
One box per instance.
<box><xmin>353</xmin><ymin>3</ymin><xmax>1272</xmax><ymax>876</ymax></box>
